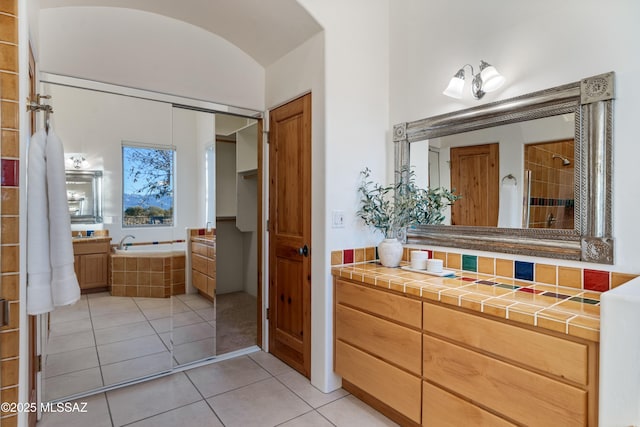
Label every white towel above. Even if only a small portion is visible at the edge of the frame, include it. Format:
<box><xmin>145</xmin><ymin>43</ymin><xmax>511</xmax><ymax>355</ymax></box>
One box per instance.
<box><xmin>27</xmin><ymin>128</ymin><xmax>80</xmax><ymax>315</ymax></box>
<box><xmin>497</xmin><ymin>181</ymin><xmax>520</xmax><ymax>228</ymax></box>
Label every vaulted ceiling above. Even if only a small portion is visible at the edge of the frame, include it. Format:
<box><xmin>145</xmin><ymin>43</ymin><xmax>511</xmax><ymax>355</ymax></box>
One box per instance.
<box><xmin>39</xmin><ymin>0</ymin><xmax>323</xmax><ymax>66</ymax></box>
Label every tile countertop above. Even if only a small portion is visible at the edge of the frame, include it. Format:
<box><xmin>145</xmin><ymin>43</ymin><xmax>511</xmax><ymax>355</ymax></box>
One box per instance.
<box><xmin>332</xmin><ymin>261</ymin><xmax>600</xmax><ymax>342</ymax></box>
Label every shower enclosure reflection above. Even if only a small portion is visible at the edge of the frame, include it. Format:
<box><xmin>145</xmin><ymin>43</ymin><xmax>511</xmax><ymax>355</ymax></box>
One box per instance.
<box><xmin>40</xmin><ymin>80</ymin><xmax>260</xmax><ymax>402</ymax></box>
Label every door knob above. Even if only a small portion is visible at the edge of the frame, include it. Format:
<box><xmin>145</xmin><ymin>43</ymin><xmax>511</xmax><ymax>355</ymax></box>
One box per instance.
<box><xmin>298</xmin><ymin>244</ymin><xmax>309</xmax><ymax>257</ymax></box>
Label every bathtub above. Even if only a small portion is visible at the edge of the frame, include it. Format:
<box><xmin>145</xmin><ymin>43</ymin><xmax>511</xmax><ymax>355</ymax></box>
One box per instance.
<box><xmin>110</xmin><ymin>242</ymin><xmax>186</xmax><ymax>297</ymax></box>
<box><xmin>113</xmin><ymin>242</ymin><xmax>186</xmax><ymax>256</ymax></box>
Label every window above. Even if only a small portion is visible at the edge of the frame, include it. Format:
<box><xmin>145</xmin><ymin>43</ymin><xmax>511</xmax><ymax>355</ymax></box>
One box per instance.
<box><xmin>122</xmin><ymin>143</ymin><xmax>175</xmax><ymax>227</ymax></box>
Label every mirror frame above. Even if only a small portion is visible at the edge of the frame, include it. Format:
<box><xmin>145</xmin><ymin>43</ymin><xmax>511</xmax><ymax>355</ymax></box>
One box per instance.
<box><xmin>393</xmin><ymin>72</ymin><xmax>615</xmax><ymax>264</ymax></box>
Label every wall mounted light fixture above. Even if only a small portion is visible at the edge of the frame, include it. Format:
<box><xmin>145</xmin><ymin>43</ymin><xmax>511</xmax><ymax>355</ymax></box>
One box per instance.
<box><xmin>66</xmin><ymin>154</ymin><xmax>89</xmax><ymax>169</ymax></box>
<box><xmin>443</xmin><ymin>60</ymin><xmax>505</xmax><ymax>100</ymax></box>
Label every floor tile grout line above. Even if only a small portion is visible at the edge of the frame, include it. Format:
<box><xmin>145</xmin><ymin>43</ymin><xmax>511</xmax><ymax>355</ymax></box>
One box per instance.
<box><xmin>86</xmin><ymin>294</ymin><xmax>108</xmax><ymax>390</ymax></box>
<box><xmin>183</xmin><ymin>366</ymin><xmax>227</xmax><ymax>426</ymax></box>
<box><xmin>271</xmin><ymin>370</ymin><xmax>348</xmax><ymax>411</ymax></box>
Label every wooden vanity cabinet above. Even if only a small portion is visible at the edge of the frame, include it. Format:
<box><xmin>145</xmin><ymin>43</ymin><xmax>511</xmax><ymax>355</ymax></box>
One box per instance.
<box><xmin>191</xmin><ymin>240</ymin><xmax>216</xmax><ymax>300</ymax></box>
<box><xmin>333</xmin><ymin>276</ymin><xmax>599</xmax><ymax>427</ymax></box>
<box><xmin>72</xmin><ymin>239</ymin><xmax>110</xmax><ymax>292</ymax></box>
<box><xmin>334</xmin><ymin>279</ymin><xmax>422</xmax><ymax>425</ymax></box>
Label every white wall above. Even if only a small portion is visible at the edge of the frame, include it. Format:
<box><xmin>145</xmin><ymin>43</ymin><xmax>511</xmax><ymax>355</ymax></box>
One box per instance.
<box><xmin>268</xmin><ymin>0</ymin><xmax>390</xmax><ymax>392</ymax></box>
<box><xmin>43</xmin><ymin>83</ymin><xmax>202</xmax><ymax>244</ymax></box>
<box><xmin>390</xmin><ymin>0</ymin><xmax>640</xmax><ymax>273</ymax></box>
<box><xmin>39</xmin><ymin>6</ymin><xmax>265</xmax><ymax>111</ymax></box>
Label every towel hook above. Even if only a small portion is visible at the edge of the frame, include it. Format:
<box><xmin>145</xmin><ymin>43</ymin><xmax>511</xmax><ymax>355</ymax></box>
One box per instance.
<box><xmin>501</xmin><ymin>173</ymin><xmax>517</xmax><ymax>185</ymax></box>
<box><xmin>26</xmin><ymin>93</ymin><xmax>54</xmax><ymax>132</ymax></box>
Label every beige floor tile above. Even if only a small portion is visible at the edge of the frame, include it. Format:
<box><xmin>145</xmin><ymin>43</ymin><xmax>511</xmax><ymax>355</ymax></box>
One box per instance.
<box><xmin>171</xmin><ymin>322</ymin><xmax>216</xmax><ymax>346</ymax></box>
<box><xmin>195</xmin><ymin>307</ymin><xmax>216</xmax><ymax>321</ymax></box>
<box><xmin>318</xmin><ymin>395</ymin><xmax>399</xmax><ymax>427</ymax></box>
<box><xmin>93</xmin><ymin>320</ymin><xmax>157</xmax><ymax>345</ymax></box>
<box><xmin>126</xmin><ymin>401</ymin><xmax>223</xmax><ymax>427</ymax></box>
<box><xmin>91</xmin><ymin>310</ymin><xmax>147</xmax><ymax>330</ymax></box>
<box><xmin>150</xmin><ymin>310</ymin><xmax>206</xmax><ymax>333</ymax></box>
<box><xmin>106</xmin><ymin>372</ymin><xmax>201</xmax><ymax>426</ymax></box>
<box><xmin>182</xmin><ymin>297</ymin><xmax>215</xmax><ymax>310</ymax></box>
<box><xmin>89</xmin><ymin>296</ymin><xmax>141</xmax><ymax>313</ymax></box>
<box><xmin>50</xmin><ymin>301</ymin><xmax>90</xmax><ymax>324</ymax></box>
<box><xmin>140</xmin><ymin>302</ymin><xmax>191</xmax><ymax>320</ymax></box>
<box><xmin>279</xmin><ymin>410</ymin><xmax>334</xmax><ymax>426</ymax></box>
<box><xmin>48</xmin><ymin>317</ymin><xmax>93</xmax><ymax>337</ymax></box>
<box><xmin>97</xmin><ymin>334</ymin><xmax>167</xmax><ymax>365</ymax></box>
<box><xmin>207</xmin><ymin>377</ymin><xmax>311</xmax><ymax>426</ymax></box>
<box><xmin>43</xmin><ymin>367</ymin><xmax>103</xmax><ymax>402</ymax></box>
<box><xmin>46</xmin><ymin>331</ymin><xmax>95</xmax><ymax>354</ymax></box>
<box><xmin>172</xmin><ymin>337</ymin><xmax>216</xmax><ymax>365</ymax></box>
<box><xmin>45</xmin><ymin>347</ymin><xmax>99</xmax><ymax>378</ymax></box>
<box><xmin>277</xmin><ymin>370</ymin><xmax>349</xmax><ymax>408</ymax></box>
<box><xmin>101</xmin><ymin>351</ymin><xmax>173</xmax><ymax>385</ymax></box>
<box><xmin>186</xmin><ymin>355</ymin><xmax>271</xmax><ymax>398</ymax></box>
<box><xmin>249</xmin><ymin>351</ymin><xmax>295</xmax><ymax>376</ymax></box>
<box><xmin>38</xmin><ymin>393</ymin><xmax>111</xmax><ymax>427</ymax></box>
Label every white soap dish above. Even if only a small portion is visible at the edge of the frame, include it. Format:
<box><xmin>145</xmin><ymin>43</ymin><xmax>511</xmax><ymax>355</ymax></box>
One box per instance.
<box><xmin>400</xmin><ymin>266</ymin><xmax>457</xmax><ymax>277</ymax></box>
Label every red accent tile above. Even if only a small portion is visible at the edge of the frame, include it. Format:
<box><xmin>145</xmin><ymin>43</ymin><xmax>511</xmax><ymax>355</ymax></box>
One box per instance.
<box><xmin>461</xmin><ymin>277</ymin><xmax>476</xmax><ymax>282</ymax></box>
<box><xmin>343</xmin><ymin>249</ymin><xmax>354</xmax><ymax>264</ymax></box>
<box><xmin>584</xmin><ymin>269</ymin><xmax>610</xmax><ymax>292</ymax></box>
<box><xmin>1</xmin><ymin>159</ymin><xmax>18</xmax><ymax>187</ymax></box>
<box><xmin>424</xmin><ymin>250</ymin><xmax>433</xmax><ymax>258</ymax></box>
<box><xmin>517</xmin><ymin>287</ymin><xmax>543</xmax><ymax>294</ymax></box>
<box><xmin>198</xmin><ymin>229</ymin><xmax>205</xmax><ymax>235</ymax></box>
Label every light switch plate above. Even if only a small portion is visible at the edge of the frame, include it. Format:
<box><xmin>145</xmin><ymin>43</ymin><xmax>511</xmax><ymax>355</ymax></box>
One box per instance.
<box><xmin>332</xmin><ymin>210</ymin><xmax>345</xmax><ymax>228</ymax></box>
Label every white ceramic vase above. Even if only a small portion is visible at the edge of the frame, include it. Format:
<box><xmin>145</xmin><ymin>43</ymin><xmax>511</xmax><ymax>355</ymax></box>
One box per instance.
<box><xmin>378</xmin><ymin>238</ymin><xmax>403</xmax><ymax>267</ymax></box>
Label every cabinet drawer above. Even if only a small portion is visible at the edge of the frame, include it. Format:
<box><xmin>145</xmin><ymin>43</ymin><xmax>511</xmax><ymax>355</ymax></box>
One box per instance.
<box><xmin>423</xmin><ymin>303</ymin><xmax>588</xmax><ymax>385</ymax></box>
<box><xmin>336</xmin><ymin>340</ymin><xmax>421</xmax><ymax>423</ymax></box>
<box><xmin>192</xmin><ymin>269</ymin><xmax>207</xmax><ymax>292</ymax></box>
<box><xmin>192</xmin><ymin>254</ymin><xmax>208</xmax><ymax>275</ymax></box>
<box><xmin>207</xmin><ymin>246</ymin><xmax>216</xmax><ymax>259</ymax></box>
<box><xmin>422</xmin><ymin>381</ymin><xmax>515</xmax><ymax>427</ymax></box>
<box><xmin>207</xmin><ymin>259</ymin><xmax>216</xmax><ymax>276</ymax></box>
<box><xmin>423</xmin><ymin>335</ymin><xmax>586</xmax><ymax>427</ymax></box>
<box><xmin>336</xmin><ymin>304</ymin><xmax>422</xmax><ymax>375</ymax></box>
<box><xmin>192</xmin><ymin>242</ymin><xmax>208</xmax><ymax>256</ymax></box>
<box><xmin>335</xmin><ymin>279</ymin><xmax>421</xmax><ymax>328</ymax></box>
<box><xmin>73</xmin><ymin>242</ymin><xmax>110</xmax><ymax>255</ymax></box>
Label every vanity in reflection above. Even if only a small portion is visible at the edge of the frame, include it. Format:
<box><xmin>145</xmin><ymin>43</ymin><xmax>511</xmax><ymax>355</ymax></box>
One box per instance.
<box><xmin>394</xmin><ymin>72</ymin><xmax>615</xmax><ymax>264</ymax></box>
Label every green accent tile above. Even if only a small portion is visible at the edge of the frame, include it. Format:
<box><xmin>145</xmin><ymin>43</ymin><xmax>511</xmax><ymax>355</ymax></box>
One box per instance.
<box><xmin>569</xmin><ymin>296</ymin><xmax>600</xmax><ymax>305</ymax></box>
<box><xmin>462</xmin><ymin>254</ymin><xmax>478</xmax><ymax>272</ymax></box>
<box><xmin>495</xmin><ymin>283</ymin><xmax>520</xmax><ymax>290</ymax></box>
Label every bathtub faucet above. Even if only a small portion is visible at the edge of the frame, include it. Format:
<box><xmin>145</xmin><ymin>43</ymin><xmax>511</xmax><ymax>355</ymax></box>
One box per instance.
<box><xmin>118</xmin><ymin>234</ymin><xmax>135</xmax><ymax>250</ymax></box>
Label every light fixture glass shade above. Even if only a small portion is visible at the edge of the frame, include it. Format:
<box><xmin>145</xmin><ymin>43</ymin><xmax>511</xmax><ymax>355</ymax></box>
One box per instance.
<box><xmin>479</xmin><ymin>64</ymin><xmax>505</xmax><ymax>92</ymax></box>
<box><xmin>443</xmin><ymin>71</ymin><xmax>465</xmax><ymax>99</ymax></box>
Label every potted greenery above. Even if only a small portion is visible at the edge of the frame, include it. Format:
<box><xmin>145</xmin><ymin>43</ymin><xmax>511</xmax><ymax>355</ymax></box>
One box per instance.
<box><xmin>357</xmin><ymin>167</ymin><xmax>459</xmax><ymax>267</ymax></box>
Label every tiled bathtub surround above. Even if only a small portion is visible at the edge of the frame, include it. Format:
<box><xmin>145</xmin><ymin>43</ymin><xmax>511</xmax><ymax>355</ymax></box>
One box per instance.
<box><xmin>330</xmin><ymin>246</ymin><xmax>638</xmax><ymax>292</ymax></box>
<box><xmin>0</xmin><ymin>2</ymin><xmax>20</xmax><ymax>425</ymax></box>
<box><xmin>110</xmin><ymin>253</ymin><xmax>186</xmax><ymax>298</ymax></box>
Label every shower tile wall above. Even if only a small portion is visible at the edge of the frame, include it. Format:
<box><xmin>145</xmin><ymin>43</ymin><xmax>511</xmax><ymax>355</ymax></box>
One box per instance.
<box><xmin>524</xmin><ymin>139</ymin><xmax>574</xmax><ymax>229</ymax></box>
<box><xmin>0</xmin><ymin>1</ymin><xmax>20</xmax><ymax>426</ymax></box>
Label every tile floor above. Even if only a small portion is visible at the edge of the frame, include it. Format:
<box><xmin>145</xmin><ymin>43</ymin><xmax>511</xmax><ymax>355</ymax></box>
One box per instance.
<box><xmin>45</xmin><ymin>291</ymin><xmax>224</xmax><ymax>401</ymax></box>
<box><xmin>38</xmin><ymin>352</ymin><xmax>398</xmax><ymax>427</ymax></box>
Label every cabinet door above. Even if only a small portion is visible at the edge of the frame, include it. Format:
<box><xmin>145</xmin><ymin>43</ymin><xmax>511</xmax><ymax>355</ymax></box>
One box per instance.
<box><xmin>74</xmin><ymin>255</ymin><xmax>81</xmax><ymax>283</ymax></box>
<box><xmin>80</xmin><ymin>253</ymin><xmax>108</xmax><ymax>289</ymax></box>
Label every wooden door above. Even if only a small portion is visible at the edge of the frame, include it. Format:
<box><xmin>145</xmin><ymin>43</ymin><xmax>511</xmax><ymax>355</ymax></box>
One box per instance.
<box><xmin>450</xmin><ymin>143</ymin><xmax>499</xmax><ymax>226</ymax></box>
<box><xmin>268</xmin><ymin>94</ymin><xmax>312</xmax><ymax>377</ymax></box>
